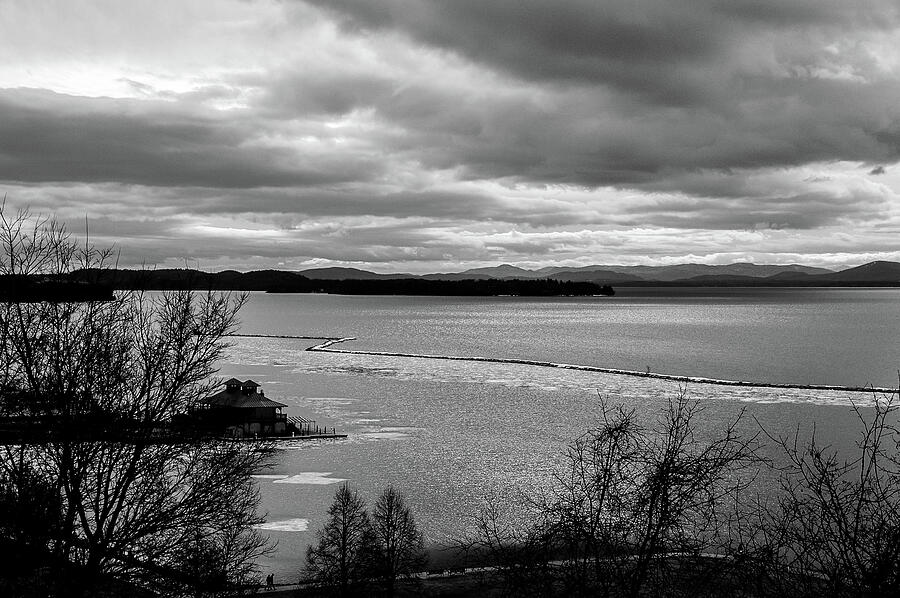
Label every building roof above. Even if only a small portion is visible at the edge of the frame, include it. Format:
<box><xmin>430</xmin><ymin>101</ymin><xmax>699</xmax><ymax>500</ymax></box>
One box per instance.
<box><xmin>202</xmin><ymin>383</ymin><xmax>287</xmax><ymax>409</ymax></box>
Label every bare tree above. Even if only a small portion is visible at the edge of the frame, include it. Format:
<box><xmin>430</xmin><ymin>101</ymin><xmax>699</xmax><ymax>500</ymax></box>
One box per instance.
<box><xmin>495</xmin><ymin>391</ymin><xmax>760</xmax><ymax>597</ymax></box>
<box><xmin>0</xmin><ymin>462</ymin><xmax>66</xmax><ymax>597</ymax></box>
<box><xmin>371</xmin><ymin>486</ymin><xmax>427</xmax><ymax>595</ymax></box>
<box><xmin>745</xmin><ymin>394</ymin><xmax>900</xmax><ymax>598</ymax></box>
<box><xmin>544</xmin><ymin>397</ymin><xmax>643</xmax><ymax>594</ymax></box>
<box><xmin>0</xmin><ymin>206</ymin><xmax>271</xmax><ymax>597</ymax></box>
<box><xmin>457</xmin><ymin>491</ymin><xmax>558</xmax><ymax>597</ymax></box>
<box><xmin>305</xmin><ymin>483</ymin><xmax>375</xmax><ymax>596</ymax></box>
<box><xmin>624</xmin><ymin>394</ymin><xmax>759</xmax><ymax>597</ymax></box>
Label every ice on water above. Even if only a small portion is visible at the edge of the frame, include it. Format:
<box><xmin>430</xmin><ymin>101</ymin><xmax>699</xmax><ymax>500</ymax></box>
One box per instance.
<box><xmin>254</xmin><ymin>518</ymin><xmax>310</xmax><ymax>532</ymax></box>
<box><xmin>263</xmin><ymin>472</ymin><xmax>349</xmax><ymax>485</ymax></box>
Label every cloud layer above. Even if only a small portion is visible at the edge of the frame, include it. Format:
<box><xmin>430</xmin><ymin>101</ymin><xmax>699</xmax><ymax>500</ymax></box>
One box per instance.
<box><xmin>2</xmin><ymin>0</ymin><xmax>900</xmax><ymax>270</ymax></box>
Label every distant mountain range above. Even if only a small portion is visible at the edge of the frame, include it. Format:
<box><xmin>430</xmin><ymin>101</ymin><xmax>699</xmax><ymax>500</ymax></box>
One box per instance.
<box><xmin>49</xmin><ymin>261</ymin><xmax>900</xmax><ymax>296</ymax></box>
<box><xmin>294</xmin><ymin>261</ymin><xmax>900</xmax><ymax>286</ymax></box>
<box><xmin>297</xmin><ymin>267</ymin><xmax>418</xmax><ymax>280</ymax></box>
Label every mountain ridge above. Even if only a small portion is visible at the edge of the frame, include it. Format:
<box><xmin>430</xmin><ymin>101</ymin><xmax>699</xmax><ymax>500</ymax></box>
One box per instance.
<box><xmin>53</xmin><ymin>260</ymin><xmax>900</xmax><ymax>292</ymax></box>
<box><xmin>295</xmin><ymin>262</ymin><xmax>849</xmax><ymax>284</ymax></box>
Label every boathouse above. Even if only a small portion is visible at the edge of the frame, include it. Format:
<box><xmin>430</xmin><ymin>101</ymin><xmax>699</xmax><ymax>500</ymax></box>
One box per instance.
<box><xmin>196</xmin><ymin>379</ymin><xmax>288</xmax><ymax>438</ymax></box>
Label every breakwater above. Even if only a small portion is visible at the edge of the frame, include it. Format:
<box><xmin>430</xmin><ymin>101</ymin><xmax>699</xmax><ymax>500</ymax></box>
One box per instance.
<box><xmin>229</xmin><ymin>333</ymin><xmax>348</xmax><ymax>341</ymax></box>
<box><xmin>231</xmin><ymin>334</ymin><xmax>898</xmax><ymax>395</ymax></box>
<box><xmin>308</xmin><ymin>339</ymin><xmax>897</xmax><ymax>395</ymax></box>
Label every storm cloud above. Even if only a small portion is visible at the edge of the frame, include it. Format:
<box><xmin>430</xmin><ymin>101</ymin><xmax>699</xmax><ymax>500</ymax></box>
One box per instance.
<box><xmin>1</xmin><ymin>0</ymin><xmax>900</xmax><ymax>270</ymax></box>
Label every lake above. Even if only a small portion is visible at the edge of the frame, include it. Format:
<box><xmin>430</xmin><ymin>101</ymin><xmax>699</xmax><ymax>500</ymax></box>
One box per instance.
<box><xmin>218</xmin><ymin>288</ymin><xmax>900</xmax><ymax>581</ymax></box>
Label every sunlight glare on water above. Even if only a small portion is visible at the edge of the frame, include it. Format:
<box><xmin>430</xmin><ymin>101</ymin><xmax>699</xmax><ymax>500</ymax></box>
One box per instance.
<box><xmin>223</xmin><ymin>290</ymin><xmax>900</xmax><ymax>579</ymax></box>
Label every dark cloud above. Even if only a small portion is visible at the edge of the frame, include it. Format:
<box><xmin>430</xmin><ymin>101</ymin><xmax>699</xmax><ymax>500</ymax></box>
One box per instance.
<box><xmin>302</xmin><ymin>0</ymin><xmax>719</xmax><ymax>108</ymax></box>
<box><xmin>0</xmin><ymin>89</ymin><xmax>382</xmax><ymax>188</ymax></box>
<box><xmin>348</xmin><ymin>76</ymin><xmax>900</xmax><ymax>189</ymax></box>
<box><xmin>308</xmin><ymin>1</ymin><xmax>716</xmax><ymax>73</ymax></box>
<box><xmin>253</xmin><ymin>72</ymin><xmax>397</xmax><ymax>117</ymax></box>
<box><xmin>2</xmin><ymin>1</ymin><xmax>900</xmax><ymax>270</ymax></box>
<box><xmin>304</xmin><ymin>1</ymin><xmax>899</xmax><ymax>99</ymax></box>
<box><xmin>185</xmin><ymin>187</ymin><xmax>508</xmax><ymax>221</ymax></box>
<box><xmin>289</xmin><ymin>0</ymin><xmax>900</xmax><ymax>187</ymax></box>
<box><xmin>621</xmin><ymin>188</ymin><xmax>890</xmax><ymax>230</ymax></box>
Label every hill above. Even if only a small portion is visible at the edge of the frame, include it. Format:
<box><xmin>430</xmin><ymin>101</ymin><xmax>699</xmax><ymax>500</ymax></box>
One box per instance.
<box><xmin>542</xmin><ymin>269</ymin><xmax>646</xmax><ymax>283</ymax></box>
<box><xmin>419</xmin><ymin>272</ymin><xmax>494</xmax><ymax>281</ymax></box>
<box><xmin>455</xmin><ymin>264</ymin><xmax>539</xmax><ymax>278</ymax></box>
<box><xmin>815</xmin><ymin>260</ymin><xmax>900</xmax><ymax>283</ymax></box>
<box><xmin>58</xmin><ymin>261</ymin><xmax>900</xmax><ymax>292</ymax></box>
<box><xmin>296</xmin><ymin>267</ymin><xmax>416</xmax><ymax>280</ymax></box>
<box><xmin>604</xmin><ymin>263</ymin><xmax>832</xmax><ymax>281</ymax></box>
<box><xmin>406</xmin><ymin>262</ymin><xmax>835</xmax><ymax>283</ymax></box>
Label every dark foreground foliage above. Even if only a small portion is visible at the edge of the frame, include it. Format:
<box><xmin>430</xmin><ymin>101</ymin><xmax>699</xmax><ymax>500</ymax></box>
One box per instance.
<box><xmin>304</xmin><ymin>485</ymin><xmax>428</xmax><ymax>597</ymax></box>
<box><xmin>0</xmin><ymin>207</ymin><xmax>272</xmax><ymax>597</ymax></box>
<box><xmin>456</xmin><ymin>391</ymin><xmax>900</xmax><ymax>598</ymax></box>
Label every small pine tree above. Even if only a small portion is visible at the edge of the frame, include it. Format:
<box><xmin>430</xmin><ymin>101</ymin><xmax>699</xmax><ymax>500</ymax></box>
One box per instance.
<box><xmin>371</xmin><ymin>486</ymin><xmax>427</xmax><ymax>595</ymax></box>
<box><xmin>305</xmin><ymin>484</ymin><xmax>375</xmax><ymax>596</ymax></box>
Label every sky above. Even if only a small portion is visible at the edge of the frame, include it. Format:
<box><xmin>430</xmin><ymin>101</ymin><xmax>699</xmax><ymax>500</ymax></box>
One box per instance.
<box><xmin>2</xmin><ymin>0</ymin><xmax>900</xmax><ymax>273</ymax></box>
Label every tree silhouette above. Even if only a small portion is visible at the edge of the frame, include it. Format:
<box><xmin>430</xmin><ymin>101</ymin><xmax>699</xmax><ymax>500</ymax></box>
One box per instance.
<box><xmin>462</xmin><ymin>392</ymin><xmax>759</xmax><ymax>597</ymax></box>
<box><xmin>549</xmin><ymin>393</ymin><xmax>759</xmax><ymax>597</ymax></box>
<box><xmin>305</xmin><ymin>484</ymin><xmax>375</xmax><ymax>596</ymax></box>
<box><xmin>0</xmin><ymin>463</ymin><xmax>66</xmax><ymax>596</ymax></box>
<box><xmin>371</xmin><ymin>486</ymin><xmax>427</xmax><ymax>595</ymax></box>
<box><xmin>0</xmin><ymin>206</ymin><xmax>271</xmax><ymax>596</ymax></box>
<box><xmin>739</xmin><ymin>395</ymin><xmax>900</xmax><ymax>598</ymax></box>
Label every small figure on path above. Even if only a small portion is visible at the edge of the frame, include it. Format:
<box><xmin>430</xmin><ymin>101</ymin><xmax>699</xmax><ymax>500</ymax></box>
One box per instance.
<box><xmin>266</xmin><ymin>573</ymin><xmax>275</xmax><ymax>590</ymax></box>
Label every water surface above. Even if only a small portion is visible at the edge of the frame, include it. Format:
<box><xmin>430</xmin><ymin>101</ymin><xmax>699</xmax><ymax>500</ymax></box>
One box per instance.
<box><xmin>222</xmin><ymin>289</ymin><xmax>900</xmax><ymax>580</ymax></box>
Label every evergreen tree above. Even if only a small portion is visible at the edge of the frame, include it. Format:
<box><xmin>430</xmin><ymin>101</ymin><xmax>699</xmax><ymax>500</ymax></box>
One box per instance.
<box><xmin>305</xmin><ymin>484</ymin><xmax>375</xmax><ymax>596</ymax></box>
<box><xmin>371</xmin><ymin>486</ymin><xmax>427</xmax><ymax>595</ymax></box>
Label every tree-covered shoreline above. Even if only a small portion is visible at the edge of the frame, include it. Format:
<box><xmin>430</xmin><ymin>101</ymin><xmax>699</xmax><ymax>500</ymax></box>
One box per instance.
<box><xmin>5</xmin><ymin>268</ymin><xmax>615</xmax><ymax>297</ymax></box>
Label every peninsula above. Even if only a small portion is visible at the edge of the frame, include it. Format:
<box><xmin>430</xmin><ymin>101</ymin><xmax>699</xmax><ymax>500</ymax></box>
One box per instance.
<box><xmin>12</xmin><ymin>269</ymin><xmax>615</xmax><ymax>297</ymax></box>
<box><xmin>11</xmin><ymin>260</ymin><xmax>900</xmax><ymax>300</ymax></box>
